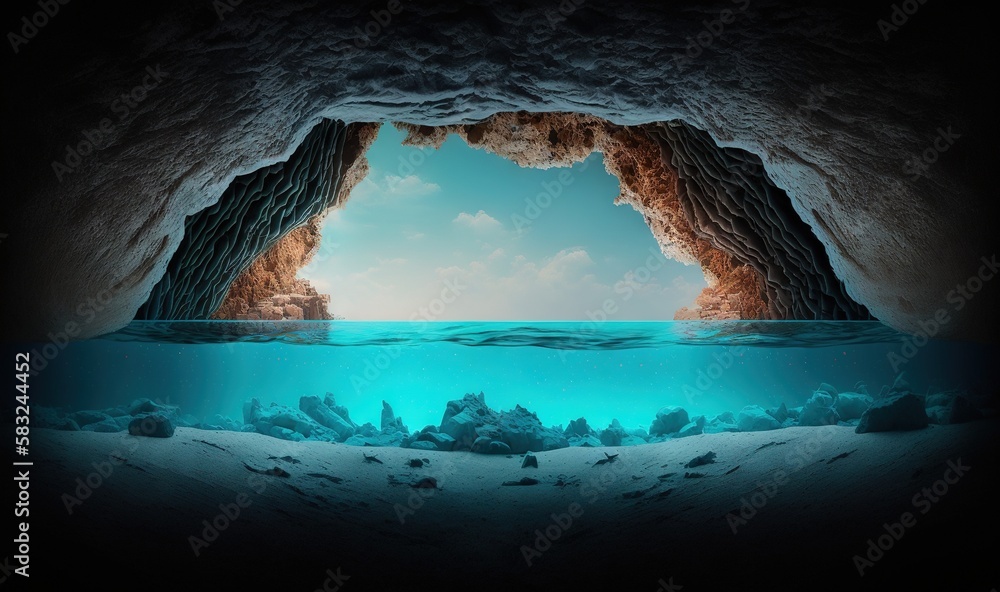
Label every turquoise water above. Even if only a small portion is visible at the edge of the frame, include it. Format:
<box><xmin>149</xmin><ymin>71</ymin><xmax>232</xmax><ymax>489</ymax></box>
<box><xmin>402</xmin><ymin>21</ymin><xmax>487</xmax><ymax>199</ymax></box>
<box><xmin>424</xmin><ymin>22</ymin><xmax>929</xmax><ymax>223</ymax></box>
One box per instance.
<box><xmin>25</xmin><ymin>321</ymin><xmax>998</xmax><ymax>433</ymax></box>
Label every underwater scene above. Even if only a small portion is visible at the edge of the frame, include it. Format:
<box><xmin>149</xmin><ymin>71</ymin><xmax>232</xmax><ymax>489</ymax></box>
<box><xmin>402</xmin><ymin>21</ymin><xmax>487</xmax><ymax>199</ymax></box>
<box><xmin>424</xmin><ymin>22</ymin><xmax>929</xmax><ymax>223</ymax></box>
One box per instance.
<box><xmin>28</xmin><ymin>320</ymin><xmax>999</xmax><ymax>446</ymax></box>
<box><xmin>14</xmin><ymin>319</ymin><xmax>1000</xmax><ymax>591</ymax></box>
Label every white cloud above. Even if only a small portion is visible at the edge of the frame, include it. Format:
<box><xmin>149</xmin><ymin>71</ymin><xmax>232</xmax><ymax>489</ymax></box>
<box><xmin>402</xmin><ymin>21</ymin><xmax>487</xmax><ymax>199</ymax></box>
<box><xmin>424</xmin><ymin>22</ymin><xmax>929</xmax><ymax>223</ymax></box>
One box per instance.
<box><xmin>406</xmin><ymin>232</ymin><xmax>426</xmax><ymax>240</ymax></box>
<box><xmin>348</xmin><ymin>172</ymin><xmax>440</xmax><ymax>204</ymax></box>
<box><xmin>453</xmin><ymin>210</ymin><xmax>504</xmax><ymax>232</ymax></box>
<box><xmin>385</xmin><ymin>174</ymin><xmax>440</xmax><ymax>196</ymax></box>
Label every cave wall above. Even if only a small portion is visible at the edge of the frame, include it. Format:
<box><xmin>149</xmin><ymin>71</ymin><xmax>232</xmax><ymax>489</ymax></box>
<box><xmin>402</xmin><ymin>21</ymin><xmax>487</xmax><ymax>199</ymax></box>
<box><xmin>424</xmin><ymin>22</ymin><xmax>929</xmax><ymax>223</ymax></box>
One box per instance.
<box><xmin>650</xmin><ymin>121</ymin><xmax>872</xmax><ymax>320</ymax></box>
<box><xmin>135</xmin><ymin>119</ymin><xmax>352</xmax><ymax>319</ymax></box>
<box><xmin>210</xmin><ymin>122</ymin><xmax>379</xmax><ymax>320</ymax></box>
<box><xmin>4</xmin><ymin>0</ymin><xmax>995</xmax><ymax>339</ymax></box>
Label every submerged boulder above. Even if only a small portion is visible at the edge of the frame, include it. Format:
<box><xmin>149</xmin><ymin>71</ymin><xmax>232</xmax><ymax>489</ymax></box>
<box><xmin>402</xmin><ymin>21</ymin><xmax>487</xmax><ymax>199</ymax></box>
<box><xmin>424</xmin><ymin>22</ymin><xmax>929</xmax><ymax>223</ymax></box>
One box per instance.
<box><xmin>737</xmin><ymin>406</ymin><xmax>782</xmax><ymax>432</ymax></box>
<box><xmin>128</xmin><ymin>414</ymin><xmax>175</xmax><ymax>438</ymax></box>
<box><xmin>69</xmin><ymin>410</ymin><xmax>113</xmax><ymax>427</ymax></box>
<box><xmin>676</xmin><ymin>415</ymin><xmax>707</xmax><ymax>438</ymax></box>
<box><xmin>416</xmin><ymin>431</ymin><xmax>456</xmax><ymax>451</ymax></box>
<box><xmin>835</xmin><ymin>392</ymin><xmax>873</xmax><ymax>421</ymax></box>
<box><xmin>855</xmin><ymin>393</ymin><xmax>928</xmax><ymax>433</ymax></box>
<box><xmin>599</xmin><ymin>419</ymin><xmax>626</xmax><ymax>446</ymax></box>
<box><xmin>799</xmin><ymin>392</ymin><xmax>839</xmax><ymax>426</ymax></box>
<box><xmin>300</xmin><ymin>395</ymin><xmax>355</xmax><ymax>440</ymax></box>
<box><xmin>565</xmin><ymin>417</ymin><xmax>595</xmax><ymax>437</ymax></box>
<box><xmin>650</xmin><ymin>406</ymin><xmax>689</xmax><ymax>436</ymax></box>
<box><xmin>380</xmin><ymin>400</ymin><xmax>408</xmax><ymax>434</ymax></box>
<box><xmin>766</xmin><ymin>402</ymin><xmax>789</xmax><ymax>424</ymax></box>
<box><xmin>925</xmin><ymin>392</ymin><xmax>983</xmax><ymax>425</ymax></box>
<box><xmin>438</xmin><ymin>393</ymin><xmax>566</xmax><ymax>454</ymax></box>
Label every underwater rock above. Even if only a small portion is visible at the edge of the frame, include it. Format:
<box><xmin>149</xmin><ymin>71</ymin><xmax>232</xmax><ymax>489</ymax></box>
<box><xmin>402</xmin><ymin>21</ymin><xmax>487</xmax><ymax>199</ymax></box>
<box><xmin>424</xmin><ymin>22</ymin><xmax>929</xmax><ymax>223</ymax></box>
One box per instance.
<box><xmin>300</xmin><ymin>395</ymin><xmax>355</xmax><ymax>440</ymax></box>
<box><xmin>440</xmin><ymin>394</ymin><xmax>494</xmax><ymax>448</ymax></box>
<box><xmin>416</xmin><ymin>431</ymin><xmax>456</xmax><ymax>452</ymax></box>
<box><xmin>489</xmin><ymin>441</ymin><xmax>512</xmax><ymax>455</ymax></box>
<box><xmin>650</xmin><ymin>406</ymin><xmax>690</xmax><ymax>436</ymax></box>
<box><xmin>381</xmin><ymin>401</ymin><xmax>408</xmax><ymax>434</ymax></box>
<box><xmin>502</xmin><ymin>477</ymin><xmax>539</xmax><ymax>486</ymax></box>
<box><xmin>69</xmin><ymin>410</ymin><xmax>113</xmax><ymax>428</ymax></box>
<box><xmin>677</xmin><ymin>415</ymin><xmax>707</xmax><ymax>438</ymax></box>
<box><xmin>925</xmin><ymin>392</ymin><xmax>983</xmax><ymax>425</ymax></box>
<box><xmin>522</xmin><ymin>453</ymin><xmax>539</xmax><ymax>469</ymax></box>
<box><xmin>407</xmin><ymin>440</ymin><xmax>436</xmax><ymax>451</ymax></box>
<box><xmin>705</xmin><ymin>412</ymin><xmax>739</xmax><ymax>434</ymax></box>
<box><xmin>685</xmin><ymin>452</ymin><xmax>716</xmax><ymax>468</ymax></box>
<box><xmin>200</xmin><ymin>413</ymin><xmax>242</xmax><ymax>432</ymax></box>
<box><xmin>357</xmin><ymin>422</ymin><xmax>379</xmax><ymax>438</ymax></box>
<box><xmin>438</xmin><ymin>394</ymin><xmax>566</xmax><ymax>454</ymax></box>
<box><xmin>565</xmin><ymin>417</ymin><xmax>595</xmax><ymax>437</ymax></box>
<box><xmin>247</xmin><ymin>401</ymin><xmax>338</xmax><ymax>441</ymax></box>
<box><xmin>620</xmin><ymin>435</ymin><xmax>648</xmax><ymax>446</ymax></box>
<box><xmin>799</xmin><ymin>392</ymin><xmax>840</xmax><ymax>426</ymax></box>
<box><xmin>737</xmin><ymin>406</ymin><xmax>782</xmax><ymax>432</ymax></box>
<box><xmin>469</xmin><ymin>436</ymin><xmax>512</xmax><ymax>455</ymax></box>
<box><xmin>766</xmin><ymin>403</ymin><xmax>789</xmax><ymax>424</ymax></box>
<box><xmin>834</xmin><ymin>393</ymin><xmax>873</xmax><ymax>421</ymax></box>
<box><xmin>103</xmin><ymin>407</ymin><xmax>129</xmax><ymax>418</ymax></box>
<box><xmin>83</xmin><ymin>418</ymin><xmax>125</xmax><ymax>433</ymax></box>
<box><xmin>568</xmin><ymin>434</ymin><xmax>603</xmax><ymax>447</ymax></box>
<box><xmin>713</xmin><ymin>411</ymin><xmax>736</xmax><ymax>424</ymax></box>
<box><xmin>269</xmin><ymin>426</ymin><xmax>305</xmax><ymax>442</ymax></box>
<box><xmin>128</xmin><ymin>414</ymin><xmax>175</xmax><ymax>438</ymax></box>
<box><xmin>128</xmin><ymin>398</ymin><xmax>176</xmax><ymax>416</ymax></box>
<box><xmin>324</xmin><ymin>393</ymin><xmax>358</xmax><ymax>428</ymax></box>
<box><xmin>855</xmin><ymin>393</ymin><xmax>929</xmax><ymax>433</ymax></box>
<box><xmin>599</xmin><ymin>419</ymin><xmax>626</xmax><ymax>446</ymax></box>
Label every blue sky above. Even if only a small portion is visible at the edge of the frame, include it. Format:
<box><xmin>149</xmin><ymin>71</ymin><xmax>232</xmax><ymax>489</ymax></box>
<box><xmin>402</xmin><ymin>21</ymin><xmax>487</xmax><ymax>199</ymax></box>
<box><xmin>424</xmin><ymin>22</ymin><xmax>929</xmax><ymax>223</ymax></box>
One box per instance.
<box><xmin>299</xmin><ymin>124</ymin><xmax>707</xmax><ymax>320</ymax></box>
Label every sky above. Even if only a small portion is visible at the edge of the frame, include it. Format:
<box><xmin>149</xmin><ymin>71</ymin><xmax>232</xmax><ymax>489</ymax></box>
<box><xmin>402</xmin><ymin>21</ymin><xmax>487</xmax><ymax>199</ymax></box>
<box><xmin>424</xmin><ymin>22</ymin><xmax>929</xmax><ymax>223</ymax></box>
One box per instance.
<box><xmin>298</xmin><ymin>124</ymin><xmax>707</xmax><ymax>320</ymax></box>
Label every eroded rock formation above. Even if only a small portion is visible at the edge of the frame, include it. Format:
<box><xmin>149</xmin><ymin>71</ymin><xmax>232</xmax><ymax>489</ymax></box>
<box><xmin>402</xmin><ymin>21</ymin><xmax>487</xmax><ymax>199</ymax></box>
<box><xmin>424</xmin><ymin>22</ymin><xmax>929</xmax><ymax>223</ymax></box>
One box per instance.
<box><xmin>211</xmin><ymin>123</ymin><xmax>378</xmax><ymax>320</ymax></box>
<box><xmin>3</xmin><ymin>1</ymin><xmax>994</xmax><ymax>339</ymax></box>
<box><xmin>135</xmin><ymin>120</ymin><xmax>376</xmax><ymax>320</ymax></box>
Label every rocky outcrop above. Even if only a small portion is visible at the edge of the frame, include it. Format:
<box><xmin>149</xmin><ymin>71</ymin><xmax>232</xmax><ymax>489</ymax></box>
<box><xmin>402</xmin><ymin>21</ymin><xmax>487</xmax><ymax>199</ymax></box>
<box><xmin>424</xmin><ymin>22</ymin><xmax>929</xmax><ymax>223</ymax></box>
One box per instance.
<box><xmin>433</xmin><ymin>392</ymin><xmax>568</xmax><ymax>454</ymax></box>
<box><xmin>231</xmin><ymin>279</ymin><xmax>331</xmax><ymax>320</ymax></box>
<box><xmin>4</xmin><ymin>1</ymin><xmax>995</xmax><ymax>339</ymax></box>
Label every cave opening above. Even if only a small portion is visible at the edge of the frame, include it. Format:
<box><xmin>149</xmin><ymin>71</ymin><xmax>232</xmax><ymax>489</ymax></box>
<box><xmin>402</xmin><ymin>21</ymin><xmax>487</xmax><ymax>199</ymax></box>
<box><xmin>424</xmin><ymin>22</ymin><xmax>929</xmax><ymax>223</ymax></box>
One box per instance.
<box><xmin>297</xmin><ymin>122</ymin><xmax>708</xmax><ymax>322</ymax></box>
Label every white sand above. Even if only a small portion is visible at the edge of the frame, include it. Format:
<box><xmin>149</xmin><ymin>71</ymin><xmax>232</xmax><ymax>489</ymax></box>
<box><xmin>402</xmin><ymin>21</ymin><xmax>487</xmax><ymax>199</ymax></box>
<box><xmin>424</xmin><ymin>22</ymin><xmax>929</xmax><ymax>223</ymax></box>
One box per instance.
<box><xmin>29</xmin><ymin>420</ymin><xmax>999</xmax><ymax>590</ymax></box>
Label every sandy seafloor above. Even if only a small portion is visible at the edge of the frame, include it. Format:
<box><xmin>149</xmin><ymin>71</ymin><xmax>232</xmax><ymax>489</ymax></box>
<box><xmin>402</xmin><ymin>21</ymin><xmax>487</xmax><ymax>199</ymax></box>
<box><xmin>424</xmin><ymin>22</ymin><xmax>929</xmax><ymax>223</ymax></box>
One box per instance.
<box><xmin>21</xmin><ymin>419</ymin><xmax>999</xmax><ymax>591</ymax></box>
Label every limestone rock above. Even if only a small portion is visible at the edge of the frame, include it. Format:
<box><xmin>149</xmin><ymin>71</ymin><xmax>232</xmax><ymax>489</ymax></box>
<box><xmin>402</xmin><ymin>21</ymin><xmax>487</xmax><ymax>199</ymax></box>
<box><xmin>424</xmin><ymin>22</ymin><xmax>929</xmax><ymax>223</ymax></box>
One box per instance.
<box><xmin>798</xmin><ymin>392</ymin><xmax>840</xmax><ymax>427</ymax></box>
<box><xmin>855</xmin><ymin>393</ymin><xmax>929</xmax><ymax>434</ymax></box>
<box><xmin>128</xmin><ymin>414</ymin><xmax>175</xmax><ymax>438</ymax></box>
<box><xmin>737</xmin><ymin>406</ymin><xmax>782</xmax><ymax>432</ymax></box>
<box><xmin>650</xmin><ymin>406</ymin><xmax>690</xmax><ymax>436</ymax></box>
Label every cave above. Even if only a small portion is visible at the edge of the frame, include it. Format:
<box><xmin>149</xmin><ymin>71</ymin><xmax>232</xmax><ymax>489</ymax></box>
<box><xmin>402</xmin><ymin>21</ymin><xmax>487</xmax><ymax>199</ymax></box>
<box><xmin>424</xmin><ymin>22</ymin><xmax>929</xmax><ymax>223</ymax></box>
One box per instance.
<box><xmin>2</xmin><ymin>1</ymin><xmax>998</xmax><ymax>590</ymax></box>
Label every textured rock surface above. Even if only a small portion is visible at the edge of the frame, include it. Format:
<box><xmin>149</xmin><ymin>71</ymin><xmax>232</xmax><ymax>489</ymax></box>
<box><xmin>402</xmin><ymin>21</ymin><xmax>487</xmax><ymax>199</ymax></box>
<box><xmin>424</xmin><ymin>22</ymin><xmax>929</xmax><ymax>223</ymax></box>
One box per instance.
<box><xmin>135</xmin><ymin>119</ymin><xmax>351</xmax><ymax>320</ymax></box>
<box><xmin>856</xmin><ymin>393</ymin><xmax>929</xmax><ymax>434</ymax></box>
<box><xmin>737</xmin><ymin>406</ymin><xmax>782</xmax><ymax>432</ymax></box>
<box><xmin>230</xmin><ymin>278</ymin><xmax>331</xmax><ymax>320</ymax></box>
<box><xmin>3</xmin><ymin>1</ymin><xmax>995</xmax><ymax>339</ymax></box>
<box><xmin>652</xmin><ymin>122</ymin><xmax>872</xmax><ymax>319</ymax></box>
<box><xmin>212</xmin><ymin>122</ymin><xmax>378</xmax><ymax>319</ymax></box>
